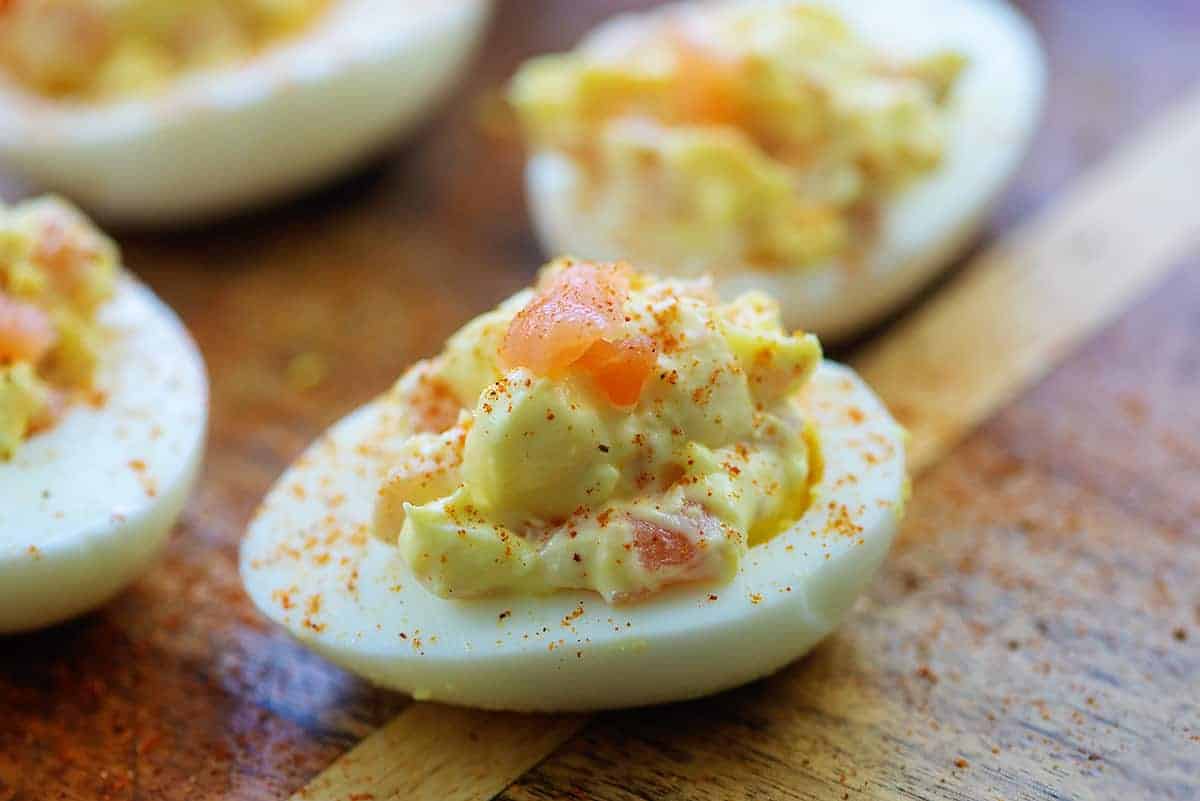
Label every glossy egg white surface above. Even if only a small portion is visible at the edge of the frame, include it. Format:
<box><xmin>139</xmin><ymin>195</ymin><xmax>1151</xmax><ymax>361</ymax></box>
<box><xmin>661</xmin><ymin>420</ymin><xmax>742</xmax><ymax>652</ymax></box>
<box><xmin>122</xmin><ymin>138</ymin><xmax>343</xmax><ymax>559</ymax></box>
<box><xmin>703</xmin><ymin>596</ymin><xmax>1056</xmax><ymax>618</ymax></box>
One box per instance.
<box><xmin>0</xmin><ymin>0</ymin><xmax>492</xmax><ymax>226</ymax></box>
<box><xmin>526</xmin><ymin>0</ymin><xmax>1046</xmax><ymax>341</ymax></box>
<box><xmin>240</xmin><ymin>362</ymin><xmax>905</xmax><ymax>711</ymax></box>
<box><xmin>0</xmin><ymin>276</ymin><xmax>208</xmax><ymax>634</ymax></box>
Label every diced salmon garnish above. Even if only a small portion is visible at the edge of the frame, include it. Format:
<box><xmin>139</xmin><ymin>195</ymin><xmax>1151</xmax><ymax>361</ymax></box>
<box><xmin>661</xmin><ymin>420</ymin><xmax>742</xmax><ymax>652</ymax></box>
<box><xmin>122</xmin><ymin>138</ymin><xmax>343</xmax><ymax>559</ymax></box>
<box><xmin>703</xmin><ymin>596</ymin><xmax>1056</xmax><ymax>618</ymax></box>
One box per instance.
<box><xmin>632</xmin><ymin>517</ymin><xmax>698</xmax><ymax>571</ymax></box>
<box><xmin>575</xmin><ymin>335</ymin><xmax>656</xmax><ymax>407</ymax></box>
<box><xmin>668</xmin><ymin>33</ymin><xmax>745</xmax><ymax>127</ymax></box>
<box><xmin>0</xmin><ymin>292</ymin><xmax>56</xmax><ymax>364</ymax></box>
<box><xmin>611</xmin><ymin>512</ymin><xmax>723</xmax><ymax>603</ymax></box>
<box><xmin>500</xmin><ymin>260</ymin><xmax>631</xmax><ymax>377</ymax></box>
<box><xmin>501</xmin><ymin>261</ymin><xmax>658</xmax><ymax>406</ymax></box>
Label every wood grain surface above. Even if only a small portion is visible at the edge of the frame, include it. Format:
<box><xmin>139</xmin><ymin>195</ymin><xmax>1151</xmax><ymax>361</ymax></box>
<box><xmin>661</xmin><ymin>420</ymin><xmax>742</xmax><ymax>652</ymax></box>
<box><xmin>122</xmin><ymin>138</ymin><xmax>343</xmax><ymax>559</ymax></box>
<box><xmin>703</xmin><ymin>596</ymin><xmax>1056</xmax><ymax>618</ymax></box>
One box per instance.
<box><xmin>2</xmin><ymin>2</ymin><xmax>1198</xmax><ymax>800</ymax></box>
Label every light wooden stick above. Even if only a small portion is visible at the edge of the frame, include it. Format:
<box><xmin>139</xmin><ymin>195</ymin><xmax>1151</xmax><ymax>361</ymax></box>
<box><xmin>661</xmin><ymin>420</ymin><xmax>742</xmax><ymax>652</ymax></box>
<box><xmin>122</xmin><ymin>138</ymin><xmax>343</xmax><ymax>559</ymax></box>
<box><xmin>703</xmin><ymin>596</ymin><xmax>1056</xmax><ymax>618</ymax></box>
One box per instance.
<box><xmin>291</xmin><ymin>706</ymin><xmax>586</xmax><ymax>801</ymax></box>
<box><xmin>292</xmin><ymin>84</ymin><xmax>1200</xmax><ymax>801</ymax></box>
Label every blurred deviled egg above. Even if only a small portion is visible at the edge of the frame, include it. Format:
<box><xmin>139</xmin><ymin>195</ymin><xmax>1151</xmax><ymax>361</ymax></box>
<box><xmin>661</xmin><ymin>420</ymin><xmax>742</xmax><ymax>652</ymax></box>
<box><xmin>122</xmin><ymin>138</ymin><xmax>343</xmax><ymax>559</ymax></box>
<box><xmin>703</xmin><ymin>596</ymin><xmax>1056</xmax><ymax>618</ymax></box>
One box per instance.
<box><xmin>0</xmin><ymin>197</ymin><xmax>207</xmax><ymax>634</ymax></box>
<box><xmin>0</xmin><ymin>0</ymin><xmax>492</xmax><ymax>226</ymax></box>
<box><xmin>510</xmin><ymin>0</ymin><xmax>1045</xmax><ymax>340</ymax></box>
<box><xmin>241</xmin><ymin>260</ymin><xmax>906</xmax><ymax>711</ymax></box>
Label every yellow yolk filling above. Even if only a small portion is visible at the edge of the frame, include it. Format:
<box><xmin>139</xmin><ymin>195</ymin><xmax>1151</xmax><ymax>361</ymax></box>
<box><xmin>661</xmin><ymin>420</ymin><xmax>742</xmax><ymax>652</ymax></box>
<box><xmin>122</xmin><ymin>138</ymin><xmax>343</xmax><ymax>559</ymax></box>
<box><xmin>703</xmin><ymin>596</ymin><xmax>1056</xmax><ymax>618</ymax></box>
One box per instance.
<box><xmin>0</xmin><ymin>197</ymin><xmax>116</xmax><ymax>458</ymax></box>
<box><xmin>0</xmin><ymin>0</ymin><xmax>331</xmax><ymax>101</ymax></box>
<box><xmin>509</xmin><ymin>3</ymin><xmax>966</xmax><ymax>270</ymax></box>
<box><xmin>374</xmin><ymin>260</ymin><xmax>824</xmax><ymax>603</ymax></box>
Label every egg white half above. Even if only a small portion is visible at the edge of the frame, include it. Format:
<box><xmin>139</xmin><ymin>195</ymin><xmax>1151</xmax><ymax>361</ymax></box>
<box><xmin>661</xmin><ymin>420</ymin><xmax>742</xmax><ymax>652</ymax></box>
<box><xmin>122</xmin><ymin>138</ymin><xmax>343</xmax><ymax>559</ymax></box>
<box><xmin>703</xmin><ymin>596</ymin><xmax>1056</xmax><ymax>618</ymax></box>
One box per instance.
<box><xmin>0</xmin><ymin>276</ymin><xmax>208</xmax><ymax>634</ymax></box>
<box><xmin>0</xmin><ymin>0</ymin><xmax>492</xmax><ymax>226</ymax></box>
<box><xmin>526</xmin><ymin>0</ymin><xmax>1046</xmax><ymax>341</ymax></box>
<box><xmin>240</xmin><ymin>362</ymin><xmax>905</xmax><ymax>711</ymax></box>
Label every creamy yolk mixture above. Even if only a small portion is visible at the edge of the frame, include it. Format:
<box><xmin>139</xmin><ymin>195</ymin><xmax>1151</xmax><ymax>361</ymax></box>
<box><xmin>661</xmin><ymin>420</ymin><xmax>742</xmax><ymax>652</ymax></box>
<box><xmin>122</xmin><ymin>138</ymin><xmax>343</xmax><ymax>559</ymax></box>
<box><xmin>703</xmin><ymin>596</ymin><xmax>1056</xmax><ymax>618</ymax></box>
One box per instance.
<box><xmin>509</xmin><ymin>2</ymin><xmax>965</xmax><ymax>270</ymax></box>
<box><xmin>0</xmin><ymin>0</ymin><xmax>330</xmax><ymax>100</ymax></box>
<box><xmin>374</xmin><ymin>259</ymin><xmax>824</xmax><ymax>603</ymax></box>
<box><xmin>0</xmin><ymin>197</ymin><xmax>116</xmax><ymax>458</ymax></box>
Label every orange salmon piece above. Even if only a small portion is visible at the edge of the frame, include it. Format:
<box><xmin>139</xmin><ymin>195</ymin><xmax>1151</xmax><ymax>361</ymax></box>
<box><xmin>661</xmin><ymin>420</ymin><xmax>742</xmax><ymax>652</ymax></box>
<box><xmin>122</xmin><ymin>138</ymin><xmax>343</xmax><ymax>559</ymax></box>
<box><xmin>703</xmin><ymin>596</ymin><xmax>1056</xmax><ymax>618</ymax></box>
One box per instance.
<box><xmin>0</xmin><ymin>293</ymin><xmax>56</xmax><ymax>364</ymax></box>
<box><xmin>668</xmin><ymin>33</ymin><xmax>744</xmax><ymax>127</ymax></box>
<box><xmin>632</xmin><ymin>517</ymin><xmax>697</xmax><ymax>571</ymax></box>
<box><xmin>610</xmin><ymin>512</ymin><xmax>723</xmax><ymax>603</ymax></box>
<box><xmin>575</xmin><ymin>334</ymin><xmax>656</xmax><ymax>407</ymax></box>
<box><xmin>500</xmin><ymin>261</ymin><xmax>630</xmax><ymax>376</ymax></box>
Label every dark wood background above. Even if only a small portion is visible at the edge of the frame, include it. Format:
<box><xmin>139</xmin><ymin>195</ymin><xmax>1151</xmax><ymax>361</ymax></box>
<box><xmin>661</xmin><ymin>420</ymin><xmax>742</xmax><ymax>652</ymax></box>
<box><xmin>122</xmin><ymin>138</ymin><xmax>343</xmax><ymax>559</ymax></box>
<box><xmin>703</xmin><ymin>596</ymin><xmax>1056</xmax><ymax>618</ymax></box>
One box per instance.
<box><xmin>2</xmin><ymin>2</ymin><xmax>1198</xmax><ymax>799</ymax></box>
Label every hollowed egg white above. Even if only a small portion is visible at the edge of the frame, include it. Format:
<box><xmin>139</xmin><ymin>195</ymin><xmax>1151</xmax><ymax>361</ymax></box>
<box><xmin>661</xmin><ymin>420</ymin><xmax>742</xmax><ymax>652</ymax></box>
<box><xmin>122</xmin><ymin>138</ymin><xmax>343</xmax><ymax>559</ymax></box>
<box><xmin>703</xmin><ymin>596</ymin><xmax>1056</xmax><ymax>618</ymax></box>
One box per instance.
<box><xmin>240</xmin><ymin>361</ymin><xmax>905</xmax><ymax>711</ymax></box>
<box><xmin>526</xmin><ymin>0</ymin><xmax>1046</xmax><ymax>340</ymax></box>
<box><xmin>0</xmin><ymin>275</ymin><xmax>208</xmax><ymax>634</ymax></box>
<box><xmin>0</xmin><ymin>0</ymin><xmax>492</xmax><ymax>226</ymax></box>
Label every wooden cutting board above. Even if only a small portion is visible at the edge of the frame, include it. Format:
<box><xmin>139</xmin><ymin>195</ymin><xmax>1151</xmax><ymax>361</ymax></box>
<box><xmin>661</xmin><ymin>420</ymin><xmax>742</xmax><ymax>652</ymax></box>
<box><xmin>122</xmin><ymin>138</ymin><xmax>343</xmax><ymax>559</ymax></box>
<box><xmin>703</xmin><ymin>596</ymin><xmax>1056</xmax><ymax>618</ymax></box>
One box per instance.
<box><xmin>2</xmin><ymin>2</ymin><xmax>1198</xmax><ymax>800</ymax></box>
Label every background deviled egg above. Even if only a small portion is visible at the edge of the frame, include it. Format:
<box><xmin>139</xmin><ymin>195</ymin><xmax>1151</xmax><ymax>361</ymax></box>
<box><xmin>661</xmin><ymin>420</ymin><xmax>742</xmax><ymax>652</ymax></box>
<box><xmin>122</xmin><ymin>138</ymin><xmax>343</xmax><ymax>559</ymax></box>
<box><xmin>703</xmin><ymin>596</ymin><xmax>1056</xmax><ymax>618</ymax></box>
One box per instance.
<box><xmin>0</xmin><ymin>197</ymin><xmax>207</xmax><ymax>634</ymax></box>
<box><xmin>513</xmin><ymin>0</ymin><xmax>1046</xmax><ymax>340</ymax></box>
<box><xmin>0</xmin><ymin>0</ymin><xmax>492</xmax><ymax>226</ymax></box>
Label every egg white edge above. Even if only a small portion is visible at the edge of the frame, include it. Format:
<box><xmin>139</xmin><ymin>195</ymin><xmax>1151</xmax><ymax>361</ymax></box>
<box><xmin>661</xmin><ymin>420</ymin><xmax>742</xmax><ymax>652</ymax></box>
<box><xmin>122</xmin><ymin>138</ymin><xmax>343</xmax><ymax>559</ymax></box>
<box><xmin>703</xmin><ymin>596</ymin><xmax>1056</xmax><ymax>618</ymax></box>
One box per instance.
<box><xmin>524</xmin><ymin>0</ymin><xmax>1047</xmax><ymax>341</ymax></box>
<box><xmin>0</xmin><ymin>0</ymin><xmax>493</xmax><ymax>225</ymax></box>
<box><xmin>0</xmin><ymin>275</ymin><xmax>209</xmax><ymax>634</ymax></box>
<box><xmin>240</xmin><ymin>361</ymin><xmax>905</xmax><ymax>711</ymax></box>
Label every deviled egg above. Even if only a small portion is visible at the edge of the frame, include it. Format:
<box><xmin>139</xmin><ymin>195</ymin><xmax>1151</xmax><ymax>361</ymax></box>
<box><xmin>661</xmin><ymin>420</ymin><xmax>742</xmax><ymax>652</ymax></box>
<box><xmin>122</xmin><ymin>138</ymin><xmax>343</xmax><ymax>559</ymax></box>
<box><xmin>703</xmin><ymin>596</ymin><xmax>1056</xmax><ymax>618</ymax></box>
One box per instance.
<box><xmin>0</xmin><ymin>197</ymin><xmax>207</xmax><ymax>634</ymax></box>
<box><xmin>510</xmin><ymin>0</ymin><xmax>1045</xmax><ymax>339</ymax></box>
<box><xmin>0</xmin><ymin>0</ymin><xmax>492</xmax><ymax>225</ymax></box>
<box><xmin>241</xmin><ymin>260</ymin><xmax>906</xmax><ymax>710</ymax></box>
